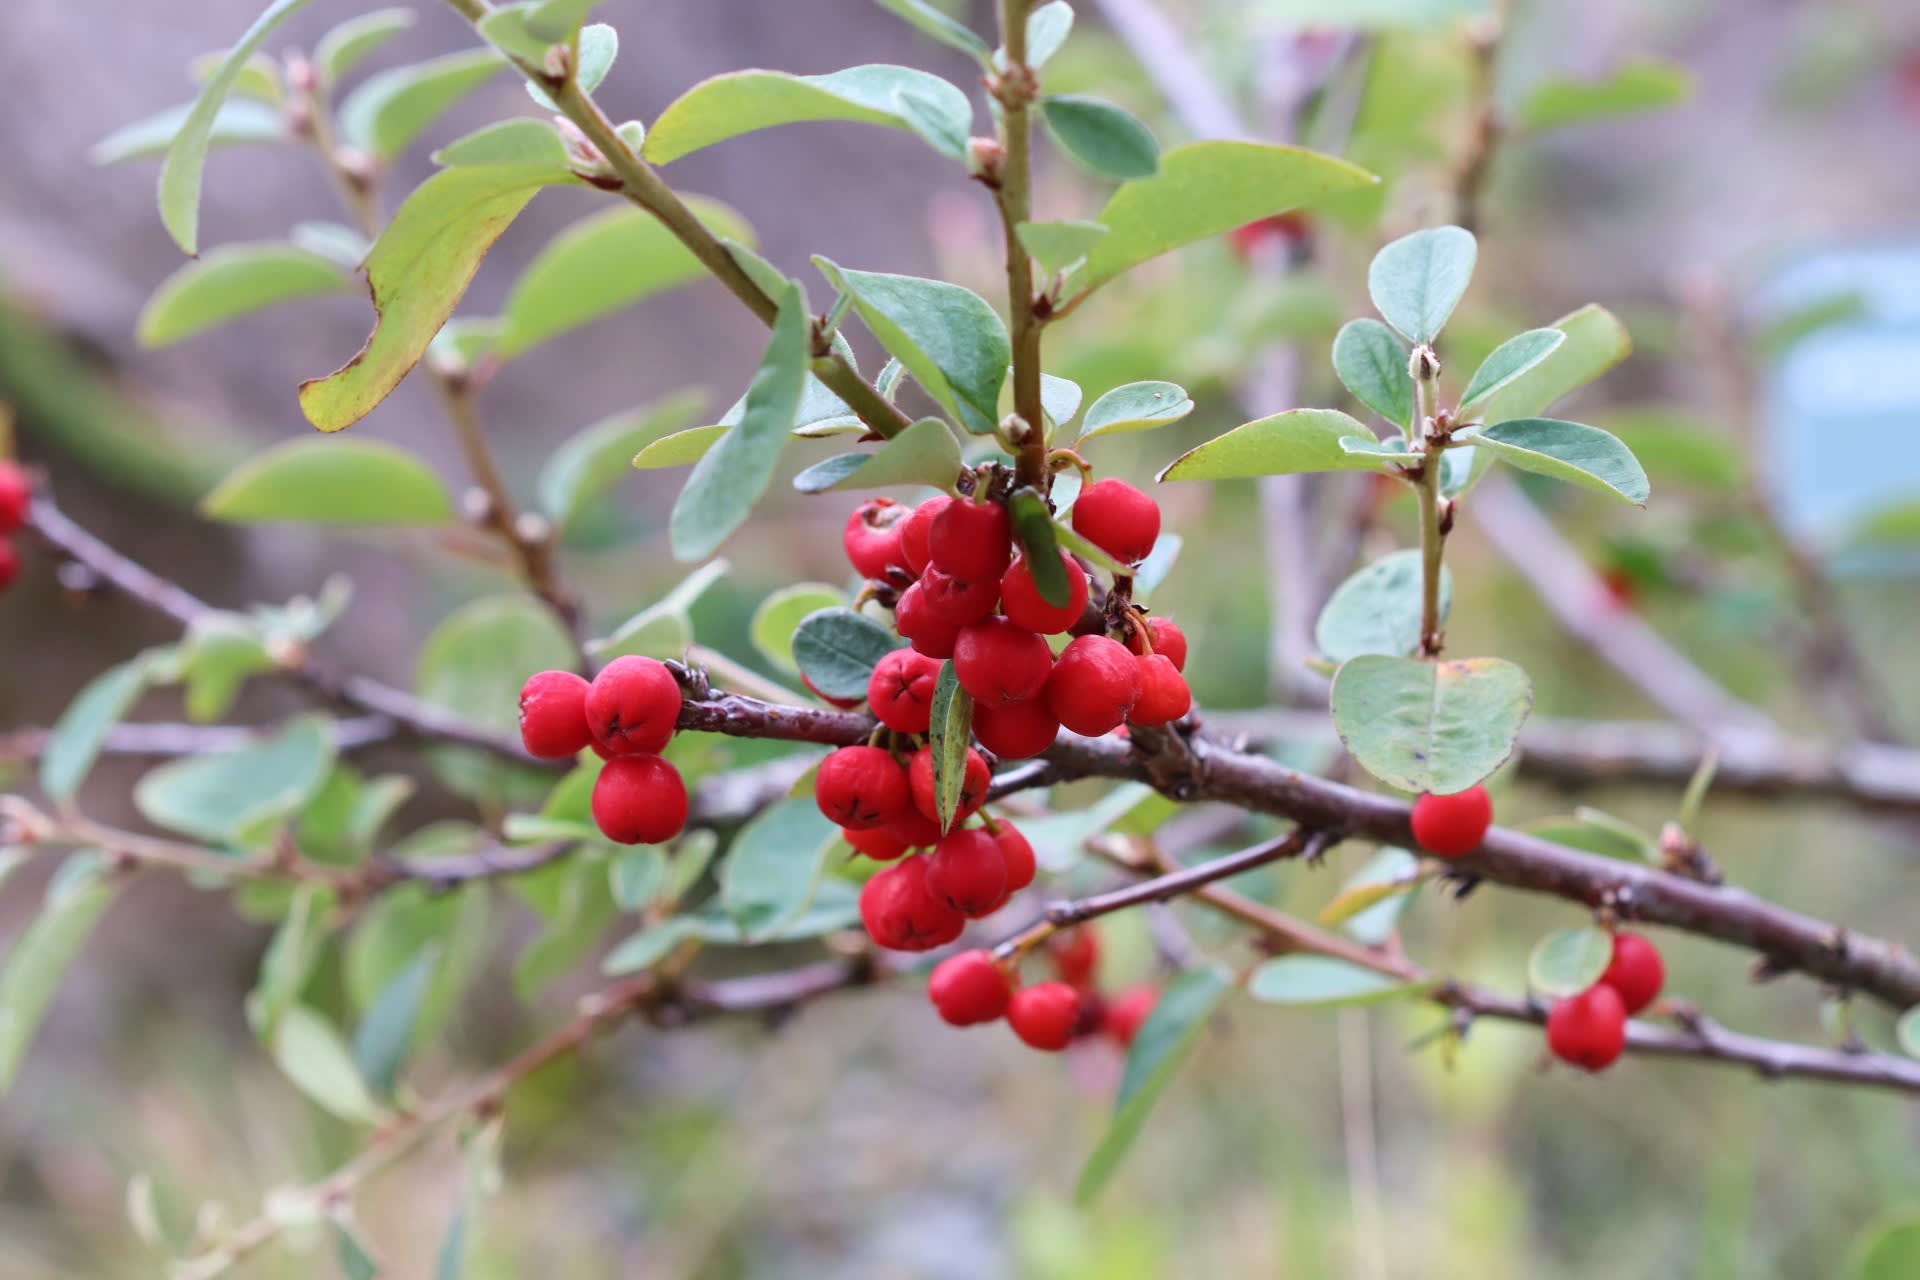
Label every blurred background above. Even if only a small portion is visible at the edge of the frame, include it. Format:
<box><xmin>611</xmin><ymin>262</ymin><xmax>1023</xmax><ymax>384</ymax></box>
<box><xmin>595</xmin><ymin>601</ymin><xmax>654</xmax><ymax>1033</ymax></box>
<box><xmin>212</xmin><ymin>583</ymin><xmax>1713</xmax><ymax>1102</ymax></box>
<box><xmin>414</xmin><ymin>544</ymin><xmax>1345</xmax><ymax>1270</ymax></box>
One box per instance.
<box><xmin>4</xmin><ymin>0</ymin><xmax>1920</xmax><ymax>1275</ymax></box>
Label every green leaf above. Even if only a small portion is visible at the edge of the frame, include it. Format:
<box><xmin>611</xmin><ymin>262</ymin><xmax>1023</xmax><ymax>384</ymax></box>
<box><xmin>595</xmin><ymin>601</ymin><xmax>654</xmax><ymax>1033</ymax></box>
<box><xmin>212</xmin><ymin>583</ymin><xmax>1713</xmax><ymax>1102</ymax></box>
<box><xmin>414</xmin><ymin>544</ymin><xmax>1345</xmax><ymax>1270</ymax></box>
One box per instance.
<box><xmin>432</xmin><ymin>118</ymin><xmax>570</xmax><ymax>168</ymax></box>
<box><xmin>494</xmin><ymin>197</ymin><xmax>753</xmax><ymax>359</ymax></box>
<box><xmin>1329</xmin><ymin>654</ymin><xmax>1532</xmax><ymax>794</ymax></box>
<box><xmin>633</xmin><ymin>424</ymin><xmax>728</xmax><ymax>471</ymax></box>
<box><xmin>0</xmin><ymin>865</ymin><xmax>117</xmax><ymax>1091</ymax></box>
<box><xmin>190</xmin><ymin>49</ymin><xmax>283</xmax><ymax>105</ymax></box>
<box><xmin>1528</xmin><ymin>927</ymin><xmax>1613</xmax><ymax>997</ymax></box>
<box><xmin>608</xmin><ymin>848</ymin><xmax>667</xmax><ymax>911</ymax></box>
<box><xmin>1041</xmin><ymin>374</ymin><xmax>1084</xmax><ymax>429</ymax></box>
<box><xmin>791</xmin><ymin>607</ymin><xmax>901</xmax><ymax>701</ymax></box>
<box><xmin>1850</xmin><ymin>1216</ymin><xmax>1920</xmax><ymax>1280</ymax></box>
<box><xmin>524</xmin><ymin>0</ymin><xmax>603</xmax><ymax>40</ymax></box>
<box><xmin>94</xmin><ymin>99</ymin><xmax>284</xmax><ymax>165</ymax></box>
<box><xmin>1517</xmin><ymin>57</ymin><xmax>1693</xmax><ymax>132</ymax></box>
<box><xmin>178</xmin><ymin>613</ymin><xmax>277</xmax><ymax>722</ymax></box>
<box><xmin>1473</xmin><ymin>304</ymin><xmax>1631</xmax><ymax>423</ymax></box>
<box><xmin>536</xmin><ymin>391</ymin><xmax>705</xmax><ymax>530</ymax></box>
<box><xmin>290</xmin><ymin>220</ymin><xmax>370</xmax><ymax>266</ymax></box>
<box><xmin>929</xmin><ymin>662</ymin><xmax>973</xmax><ymax>832</ymax></box>
<box><xmin>416</xmin><ymin>596</ymin><xmax>573</xmax><ymax>802</ymax></box>
<box><xmin>300</xmin><ymin>165</ymin><xmax>577</xmax><ymax>431</ymax></box>
<box><xmin>1458</xmin><ymin>328</ymin><xmax>1565</xmax><ymax>413</ymax></box>
<box><xmin>339</xmin><ymin>48</ymin><xmax>508</xmax><ymax>160</ymax></box>
<box><xmin>1898</xmin><ymin>1008</ymin><xmax>1920</xmax><ymax>1060</ymax></box>
<box><xmin>316</xmin><ymin>8</ymin><xmax>417</xmax><ymax>85</ymax></box>
<box><xmin>135</xmin><ymin>716</ymin><xmax>337</xmax><ymax>845</ymax></box>
<box><xmin>526</xmin><ymin>23</ymin><xmax>616</xmax><ymax>109</ymax></box>
<box><xmin>589</xmin><ymin>559</ymin><xmax>727</xmax><ymax>662</ymax></box>
<box><xmin>1248</xmin><ymin>955</ymin><xmax>1428</xmax><ymax>1005</ymax></box>
<box><xmin>246</xmin><ymin>882</ymin><xmax>332</xmax><ymax>1039</ymax></box>
<box><xmin>136</xmin><ymin>242</ymin><xmax>348</xmax><ymax>347</ymax></box>
<box><xmin>1338</xmin><ymin>435</ymin><xmax>1410</xmax><ymax>464</ymax></box>
<box><xmin>202</xmin><ymin>438</ymin><xmax>454</xmax><ymax>525</ymax></box>
<box><xmin>1008</xmin><ymin>489</ymin><xmax>1072</xmax><ymax>607</ymax></box>
<box><xmin>1321</xmin><ymin>847</ymin><xmax>1423</xmax><ymax>945</ymax></box>
<box><xmin>602</xmin><ymin>916</ymin><xmax>705</xmax><ymax>975</ymax></box>
<box><xmin>1041</xmin><ymin>95</ymin><xmax>1159</xmax><ymax>180</ymax></box>
<box><xmin>793</xmin><ymin>417</ymin><xmax>961</xmax><ymax>494</ymax></box>
<box><xmin>1315</xmin><ymin>550</ymin><xmax>1452</xmax><ymax>663</ymax></box>
<box><xmin>1076</xmin><ymin>381</ymin><xmax>1193</xmax><ymax>444</ymax></box>
<box><xmin>1523</xmin><ymin>810</ymin><xmax>1657</xmax><ymax>863</ymax></box>
<box><xmin>815</xmin><ymin>259</ymin><xmax>1009</xmax><ymax>436</ymax></box>
<box><xmin>1076</xmin><ymin>966</ymin><xmax>1231</xmax><ymax>1205</ymax></box>
<box><xmin>1017</xmin><ymin>219</ymin><xmax>1109</xmax><ymax>274</ymax></box>
<box><xmin>751</xmin><ymin>584</ymin><xmax>844</xmax><ymax>674</ymax></box>
<box><xmin>1331</xmin><ymin>319</ymin><xmax>1414</xmax><ymax>429</ymax></box>
<box><xmin>1159</xmin><ymin>408</ymin><xmax>1396</xmax><ymax>481</ymax></box>
<box><xmin>670</xmin><ymin>284</ymin><xmax>809</xmax><ymax>561</ymax></box>
<box><xmin>721</xmin><ymin>797</ymin><xmax>838</xmax><ymax>939</ymax></box>
<box><xmin>271</xmin><ymin>1005</ymin><xmax>386</xmax><ymax>1124</ymax></box>
<box><xmin>866</xmin><ymin>0</ymin><xmax>992</xmax><ymax>64</ymax></box>
<box><xmin>512</xmin><ymin>856</ymin><xmax>617</xmax><ymax>998</ymax></box>
<box><xmin>1083</xmin><ymin>141</ymin><xmax>1376</xmax><ymax>291</ymax></box>
<box><xmin>159</xmin><ymin>0</ymin><xmax>320</xmax><ymax>254</ymax></box>
<box><xmin>645</xmin><ymin>65</ymin><xmax>973</xmax><ymax>165</ymax></box>
<box><xmin>334</xmin><ymin>1218</ymin><xmax>382</xmax><ymax>1280</ymax></box>
<box><xmin>353</xmin><ymin>944</ymin><xmax>439</xmax><ymax>1097</ymax></box>
<box><xmin>1463</xmin><ymin>418</ymin><xmax>1649</xmax><ymax>505</ymax></box>
<box><xmin>892</xmin><ymin>85</ymin><xmax>970</xmax><ymax>160</ymax></box>
<box><xmin>1367</xmin><ymin>225</ymin><xmax>1476</xmax><ymax>344</ymax></box>
<box><xmin>347</xmin><ymin>882</ymin><xmax>490</xmax><ymax>1059</ymax></box>
<box><xmin>40</xmin><ymin>659</ymin><xmax>156</xmax><ymax>802</ymax></box>
<box><xmin>1027</xmin><ymin>1</ymin><xmax>1075</xmax><ymax>67</ymax></box>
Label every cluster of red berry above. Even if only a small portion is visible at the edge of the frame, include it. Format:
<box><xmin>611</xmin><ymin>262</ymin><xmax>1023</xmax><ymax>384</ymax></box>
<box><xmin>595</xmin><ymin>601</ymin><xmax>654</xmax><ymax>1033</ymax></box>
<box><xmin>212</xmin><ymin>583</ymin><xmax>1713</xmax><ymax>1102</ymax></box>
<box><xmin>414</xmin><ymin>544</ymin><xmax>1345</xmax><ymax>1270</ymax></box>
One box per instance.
<box><xmin>927</xmin><ymin>926</ymin><xmax>1160</xmax><ymax>1052</ymax></box>
<box><xmin>0</xmin><ymin>461</ymin><xmax>32</xmax><ymax>590</ymax></box>
<box><xmin>518</xmin><ymin>656</ymin><xmax>689</xmax><ymax>845</ymax></box>
<box><xmin>1545</xmin><ymin>932</ymin><xmax>1664</xmax><ymax>1072</ymax></box>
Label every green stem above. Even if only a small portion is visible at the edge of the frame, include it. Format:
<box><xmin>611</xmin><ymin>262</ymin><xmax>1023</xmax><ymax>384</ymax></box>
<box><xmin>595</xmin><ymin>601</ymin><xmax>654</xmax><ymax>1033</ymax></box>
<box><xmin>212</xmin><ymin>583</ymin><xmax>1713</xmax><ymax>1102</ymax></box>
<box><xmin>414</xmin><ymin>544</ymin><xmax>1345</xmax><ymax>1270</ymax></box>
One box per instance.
<box><xmin>1413</xmin><ymin>359</ymin><xmax>1445</xmax><ymax>657</ymax></box>
<box><xmin>994</xmin><ymin>0</ymin><xmax>1048</xmax><ymax>492</ymax></box>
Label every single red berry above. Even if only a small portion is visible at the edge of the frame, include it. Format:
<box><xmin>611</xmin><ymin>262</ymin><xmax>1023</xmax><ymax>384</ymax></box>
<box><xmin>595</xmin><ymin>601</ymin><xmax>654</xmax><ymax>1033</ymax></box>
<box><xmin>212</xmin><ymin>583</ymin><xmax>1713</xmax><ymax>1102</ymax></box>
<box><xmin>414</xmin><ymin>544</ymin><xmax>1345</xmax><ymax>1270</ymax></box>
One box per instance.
<box><xmin>918</xmin><ymin>566</ymin><xmax>1000</xmax><ymax>626</ymax></box>
<box><xmin>907</xmin><ymin>745</ymin><xmax>991</xmax><ymax>825</ymax></box>
<box><xmin>815</xmin><ymin>745</ymin><xmax>912</xmax><ymax>830</ymax></box>
<box><xmin>1599</xmin><ymin>932</ymin><xmax>1665</xmax><ymax>1015</ymax></box>
<box><xmin>900</xmin><ymin>495</ymin><xmax>951</xmax><ymax>577</ymax></box>
<box><xmin>859</xmin><ymin>853</ymin><xmax>965</xmax><ymax>951</ymax></box>
<box><xmin>584</xmin><ymin>655</ymin><xmax>682</xmax><ymax>755</ymax></box>
<box><xmin>927</xmin><ymin>828</ymin><xmax>1010</xmax><ymax>918</ymax></box>
<box><xmin>1071</xmin><ymin>478</ymin><xmax>1160</xmax><ymax>565</ymax></box>
<box><xmin>0</xmin><ymin>462</ymin><xmax>29</xmax><ymax>536</ymax></box>
<box><xmin>893</xmin><ymin>581</ymin><xmax>961</xmax><ymax>659</ymax></box>
<box><xmin>1007</xmin><ymin>982</ymin><xmax>1080</xmax><ymax>1051</ymax></box>
<box><xmin>1102</xmin><ymin>984</ymin><xmax>1159</xmax><ymax>1047</ymax></box>
<box><xmin>843</xmin><ymin>497</ymin><xmax>909</xmax><ymax>581</ymax></box>
<box><xmin>801</xmin><ymin>673</ymin><xmax>863</xmax><ymax>711</ymax></box>
<box><xmin>590</xmin><ymin>755</ymin><xmax>688</xmax><ymax>845</ymax></box>
<box><xmin>1226</xmin><ymin>211</ymin><xmax>1309</xmax><ymax>262</ymax></box>
<box><xmin>1409</xmin><ymin>785</ymin><xmax>1493</xmax><ymax>858</ymax></box>
<box><xmin>952</xmin><ymin>617</ymin><xmax>1054</xmax><ymax>706</ymax></box>
<box><xmin>928</xmin><ymin>495</ymin><xmax>1013</xmax><ymax>582</ymax></box>
<box><xmin>0</xmin><ymin>538</ymin><xmax>19</xmax><ymax>592</ymax></box>
<box><xmin>867</xmin><ymin>647</ymin><xmax>943</xmax><ymax>734</ymax></box>
<box><xmin>994</xmin><ymin>820</ymin><xmax>1037</xmax><ymax>893</ymax></box>
<box><xmin>1045</xmin><ymin>635</ymin><xmax>1142</xmax><ymax>736</ymax></box>
<box><xmin>1545</xmin><ymin>983</ymin><xmax>1627</xmax><ymax>1072</ymax></box>
<box><xmin>1129</xmin><ymin>654</ymin><xmax>1191</xmax><ymax>727</ymax></box>
<box><xmin>1048</xmin><ymin>927</ymin><xmax>1100</xmax><ymax>988</ymax></box>
<box><xmin>844</xmin><ymin>826</ymin><xmax>909</xmax><ymax>861</ymax></box>
<box><xmin>885</xmin><ymin>807</ymin><xmax>945</xmax><ymax>849</ymax></box>
<box><xmin>971</xmin><ymin>698</ymin><xmax>1060</xmax><ymax>760</ymax></box>
<box><xmin>518</xmin><ymin>669</ymin><xmax>594</xmax><ymax>759</ymax></box>
<box><xmin>1125</xmin><ymin>616</ymin><xmax>1188</xmax><ymax>672</ymax></box>
<box><xmin>1000</xmin><ymin>551</ymin><xmax>1090</xmax><ymax>635</ymax></box>
<box><xmin>927</xmin><ymin>949</ymin><xmax>1011</xmax><ymax>1026</ymax></box>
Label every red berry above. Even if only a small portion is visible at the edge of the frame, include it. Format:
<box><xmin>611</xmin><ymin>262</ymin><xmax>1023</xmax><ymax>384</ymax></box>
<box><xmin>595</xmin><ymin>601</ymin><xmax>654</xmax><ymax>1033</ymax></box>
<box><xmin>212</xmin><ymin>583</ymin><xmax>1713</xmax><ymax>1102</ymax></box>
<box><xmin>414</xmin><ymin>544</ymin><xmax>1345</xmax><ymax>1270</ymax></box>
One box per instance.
<box><xmin>1045</xmin><ymin>635</ymin><xmax>1141</xmax><ymax>736</ymax></box>
<box><xmin>893</xmin><ymin>581</ymin><xmax>961</xmax><ymax>659</ymax></box>
<box><xmin>1071</xmin><ymin>478</ymin><xmax>1160</xmax><ymax>565</ymax></box>
<box><xmin>1125</xmin><ymin>616</ymin><xmax>1188</xmax><ymax>672</ymax></box>
<box><xmin>1000</xmin><ymin>551</ymin><xmax>1090</xmax><ymax>635</ymax></box>
<box><xmin>953</xmin><ymin>617</ymin><xmax>1054</xmax><ymax>706</ymax></box>
<box><xmin>900</xmin><ymin>496</ymin><xmax>950</xmax><ymax>577</ymax></box>
<box><xmin>1129</xmin><ymin>654</ymin><xmax>1191</xmax><ymax>727</ymax></box>
<box><xmin>927</xmin><ymin>828</ymin><xmax>1010</xmax><ymax>918</ymax></box>
<box><xmin>907</xmin><ymin>745</ymin><xmax>991</xmax><ymax>825</ymax></box>
<box><xmin>867</xmin><ymin>647</ymin><xmax>943</xmax><ymax>733</ymax></box>
<box><xmin>844</xmin><ymin>826</ymin><xmax>909</xmax><ymax>861</ymax></box>
<box><xmin>1226</xmin><ymin>211</ymin><xmax>1309</xmax><ymax>262</ymax></box>
<box><xmin>971</xmin><ymin>698</ymin><xmax>1060</xmax><ymax>760</ymax></box>
<box><xmin>1102</xmin><ymin>984</ymin><xmax>1159</xmax><ymax>1047</ymax></box>
<box><xmin>584</xmin><ymin>656</ymin><xmax>682</xmax><ymax>755</ymax></box>
<box><xmin>1409</xmin><ymin>785</ymin><xmax>1493</xmax><ymax>858</ymax></box>
<box><xmin>0</xmin><ymin>538</ymin><xmax>18</xmax><ymax>592</ymax></box>
<box><xmin>843</xmin><ymin>497</ymin><xmax>909</xmax><ymax>580</ymax></box>
<box><xmin>917</xmin><ymin>566</ymin><xmax>1000</xmax><ymax>626</ymax></box>
<box><xmin>815</xmin><ymin>745</ymin><xmax>911</xmax><ymax>830</ymax></box>
<box><xmin>1599</xmin><ymin>932</ymin><xmax>1665</xmax><ymax>1015</ymax></box>
<box><xmin>927</xmin><ymin>949</ymin><xmax>1011</xmax><ymax>1026</ymax></box>
<box><xmin>884</xmin><ymin>807</ymin><xmax>945</xmax><ymax>849</ymax></box>
<box><xmin>859</xmin><ymin>854</ymin><xmax>965</xmax><ymax>951</ymax></box>
<box><xmin>517</xmin><ymin>669</ymin><xmax>594</xmax><ymax>759</ymax></box>
<box><xmin>994</xmin><ymin>820</ymin><xmax>1037</xmax><ymax>893</ymax></box>
<box><xmin>1007</xmin><ymin>982</ymin><xmax>1080</xmax><ymax>1051</ymax></box>
<box><xmin>1545</xmin><ymin>983</ymin><xmax>1627</xmax><ymax>1072</ymax></box>
<box><xmin>1048</xmin><ymin>927</ymin><xmax>1100</xmax><ymax>987</ymax></box>
<box><xmin>0</xmin><ymin>463</ymin><xmax>29</xmax><ymax>536</ymax></box>
<box><xmin>801</xmin><ymin>673</ymin><xmax>863</xmax><ymax>711</ymax></box>
<box><xmin>928</xmin><ymin>496</ymin><xmax>1012</xmax><ymax>582</ymax></box>
<box><xmin>590</xmin><ymin>755</ymin><xmax>688</xmax><ymax>845</ymax></box>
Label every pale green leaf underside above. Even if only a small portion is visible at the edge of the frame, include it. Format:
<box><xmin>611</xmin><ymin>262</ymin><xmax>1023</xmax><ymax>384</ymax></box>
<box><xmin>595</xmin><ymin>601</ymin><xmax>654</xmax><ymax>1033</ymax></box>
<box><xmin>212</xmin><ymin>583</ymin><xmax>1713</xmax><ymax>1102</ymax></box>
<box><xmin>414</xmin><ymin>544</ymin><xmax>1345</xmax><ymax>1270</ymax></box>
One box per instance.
<box><xmin>1159</xmin><ymin>408</ymin><xmax>1390</xmax><ymax>481</ymax></box>
<box><xmin>792</xmin><ymin>417</ymin><xmax>961</xmax><ymax>494</ymax></box>
<box><xmin>644</xmin><ymin>65</ymin><xmax>973</xmax><ymax>165</ymax></box>
<box><xmin>1528</xmin><ymin>927</ymin><xmax>1614</xmax><ymax>996</ymax></box>
<box><xmin>1458</xmin><ymin>328</ymin><xmax>1565</xmax><ymax>412</ymax></box>
<box><xmin>1367</xmin><ymin>224</ymin><xmax>1477</xmax><ymax>344</ymax></box>
<box><xmin>1248</xmin><ymin>955</ymin><xmax>1429</xmax><ymax>1006</ymax></box>
<box><xmin>1077</xmin><ymin>381</ymin><xmax>1194</xmax><ymax>443</ymax></box>
<box><xmin>137</xmin><ymin>243</ymin><xmax>349</xmax><ymax>347</ymax></box>
<box><xmin>1330</xmin><ymin>654</ymin><xmax>1532</xmax><ymax>794</ymax></box>
<box><xmin>202</xmin><ymin>438</ymin><xmax>455</xmax><ymax>525</ymax></box>
<box><xmin>1332</xmin><ymin>318</ymin><xmax>1413</xmax><ymax>429</ymax></box>
<box><xmin>1465</xmin><ymin>417</ymin><xmax>1650</xmax><ymax>505</ymax></box>
<box><xmin>1316</xmin><ymin>550</ymin><xmax>1452</xmax><ymax>664</ymax></box>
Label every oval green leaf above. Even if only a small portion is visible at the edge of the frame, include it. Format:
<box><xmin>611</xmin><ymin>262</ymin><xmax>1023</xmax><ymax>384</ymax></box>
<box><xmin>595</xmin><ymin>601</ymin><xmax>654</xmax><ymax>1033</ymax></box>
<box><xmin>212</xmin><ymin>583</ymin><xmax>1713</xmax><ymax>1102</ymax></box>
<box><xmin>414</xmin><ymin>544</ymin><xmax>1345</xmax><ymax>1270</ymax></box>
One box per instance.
<box><xmin>1077</xmin><ymin>381</ymin><xmax>1193</xmax><ymax>443</ymax></box>
<box><xmin>721</xmin><ymin>797</ymin><xmax>838</xmax><ymax>939</ymax></box>
<box><xmin>751</xmin><ymin>583</ymin><xmax>845</xmax><ymax>674</ymax></box>
<box><xmin>0</xmin><ymin>865</ymin><xmax>118</xmax><ymax>1091</ymax></box>
<box><xmin>644</xmin><ymin>65</ymin><xmax>973</xmax><ymax>165</ymax></box>
<box><xmin>1041</xmin><ymin>94</ymin><xmax>1160</xmax><ymax>180</ymax></box>
<box><xmin>1528</xmin><ymin>926</ymin><xmax>1614</xmax><ymax>997</ymax></box>
<box><xmin>316</xmin><ymin>8</ymin><xmax>417</xmax><ymax>85</ymax></box>
<box><xmin>929</xmin><ymin>661</ymin><xmax>973</xmax><ymax>832</ymax></box>
<box><xmin>1016</xmin><ymin>219</ymin><xmax>1109</xmax><ymax>274</ymax></box>
<box><xmin>93</xmin><ymin>99</ymin><xmax>285</xmax><ymax>166</ymax></box>
<box><xmin>537</xmin><ymin>390</ymin><xmax>706</xmax><ymax>530</ymax></box>
<box><xmin>432</xmin><ymin>118</ymin><xmax>571</xmax><ymax>168</ymax></box>
<box><xmin>633</xmin><ymin>424</ymin><xmax>729</xmax><ymax>471</ymax></box>
<box><xmin>1249</xmin><ymin>955</ymin><xmax>1427</xmax><ymax>1006</ymax></box>
<box><xmin>1367</xmin><ymin>224</ymin><xmax>1477</xmax><ymax>345</ymax></box>
<box><xmin>1465</xmin><ymin>418</ymin><xmax>1649</xmax><ymax>505</ymax></box>
<box><xmin>1159</xmin><ymin>408</ymin><xmax>1388</xmax><ymax>482</ymax></box>
<box><xmin>271</xmin><ymin>1004</ymin><xmax>386</xmax><ymax>1124</ymax></box>
<box><xmin>791</xmin><ymin>607</ymin><xmax>901</xmax><ymax>702</ymax></box>
<box><xmin>1330</xmin><ymin>654</ymin><xmax>1532</xmax><ymax>794</ymax></box>
<box><xmin>792</xmin><ymin>417</ymin><xmax>961</xmax><ymax>494</ymax></box>
<box><xmin>203</xmin><ymin>438</ymin><xmax>454</xmax><ymax>525</ymax></box>
<box><xmin>338</xmin><ymin>47</ymin><xmax>507</xmax><ymax>160</ymax></box>
<box><xmin>1458</xmin><ymin>328</ymin><xmax>1566</xmax><ymax>413</ymax></box>
<box><xmin>1332</xmin><ymin>318</ymin><xmax>1414</xmax><ymax>429</ymax></box>
<box><xmin>1315</xmin><ymin>550</ymin><xmax>1452</xmax><ymax>663</ymax></box>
